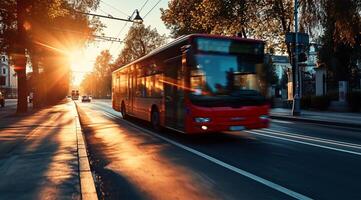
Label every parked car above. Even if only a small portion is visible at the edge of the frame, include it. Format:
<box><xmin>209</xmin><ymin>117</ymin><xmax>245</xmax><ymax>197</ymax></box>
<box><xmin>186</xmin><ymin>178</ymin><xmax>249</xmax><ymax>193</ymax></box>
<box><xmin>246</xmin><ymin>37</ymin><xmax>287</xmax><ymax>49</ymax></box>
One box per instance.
<box><xmin>81</xmin><ymin>95</ymin><xmax>91</xmax><ymax>102</ymax></box>
<box><xmin>0</xmin><ymin>92</ymin><xmax>4</xmax><ymax>107</ymax></box>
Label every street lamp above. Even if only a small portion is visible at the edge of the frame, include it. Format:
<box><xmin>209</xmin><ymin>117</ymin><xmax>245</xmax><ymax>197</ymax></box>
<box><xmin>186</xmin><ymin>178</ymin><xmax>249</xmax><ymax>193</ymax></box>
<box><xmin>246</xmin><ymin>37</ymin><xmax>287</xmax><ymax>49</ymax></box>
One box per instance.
<box><xmin>292</xmin><ymin>0</ymin><xmax>301</xmax><ymax>116</ymax></box>
<box><xmin>132</xmin><ymin>10</ymin><xmax>143</xmax><ymax>24</ymax></box>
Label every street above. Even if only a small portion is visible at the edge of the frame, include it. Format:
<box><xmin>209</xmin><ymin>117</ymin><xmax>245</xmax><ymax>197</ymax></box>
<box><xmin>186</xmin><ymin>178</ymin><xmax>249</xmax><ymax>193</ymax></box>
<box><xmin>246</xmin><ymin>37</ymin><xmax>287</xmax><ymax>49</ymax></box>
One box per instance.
<box><xmin>2</xmin><ymin>1</ymin><xmax>361</xmax><ymax>199</ymax></box>
<box><xmin>76</xmin><ymin>99</ymin><xmax>361</xmax><ymax>200</ymax></box>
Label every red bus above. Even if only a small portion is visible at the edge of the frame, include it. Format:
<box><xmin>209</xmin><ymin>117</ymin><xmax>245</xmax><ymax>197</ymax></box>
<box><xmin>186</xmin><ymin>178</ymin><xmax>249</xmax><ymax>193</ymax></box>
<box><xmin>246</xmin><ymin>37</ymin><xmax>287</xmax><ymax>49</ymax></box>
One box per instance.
<box><xmin>112</xmin><ymin>34</ymin><xmax>269</xmax><ymax>134</ymax></box>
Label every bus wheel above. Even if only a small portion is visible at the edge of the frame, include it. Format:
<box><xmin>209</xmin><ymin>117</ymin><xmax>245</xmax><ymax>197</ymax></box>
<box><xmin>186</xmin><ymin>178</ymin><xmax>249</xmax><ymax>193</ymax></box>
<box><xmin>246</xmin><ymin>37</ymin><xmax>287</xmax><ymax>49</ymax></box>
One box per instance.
<box><xmin>121</xmin><ymin>104</ymin><xmax>127</xmax><ymax>119</ymax></box>
<box><xmin>151</xmin><ymin>109</ymin><xmax>161</xmax><ymax>131</ymax></box>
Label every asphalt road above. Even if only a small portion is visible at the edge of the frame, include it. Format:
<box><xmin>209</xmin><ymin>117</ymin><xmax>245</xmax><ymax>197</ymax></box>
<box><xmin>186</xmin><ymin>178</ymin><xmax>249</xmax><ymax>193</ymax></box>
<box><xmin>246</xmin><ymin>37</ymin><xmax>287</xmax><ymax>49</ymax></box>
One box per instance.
<box><xmin>0</xmin><ymin>99</ymin><xmax>18</xmax><ymax>118</ymax></box>
<box><xmin>76</xmin><ymin>99</ymin><xmax>361</xmax><ymax>200</ymax></box>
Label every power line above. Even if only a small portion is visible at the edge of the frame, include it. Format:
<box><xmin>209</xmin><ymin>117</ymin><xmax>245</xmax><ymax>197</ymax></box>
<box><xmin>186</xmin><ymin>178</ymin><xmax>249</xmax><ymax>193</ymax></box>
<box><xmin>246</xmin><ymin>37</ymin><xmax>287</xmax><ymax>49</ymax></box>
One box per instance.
<box><xmin>50</xmin><ymin>28</ymin><xmax>123</xmax><ymax>43</ymax></box>
<box><xmin>139</xmin><ymin>0</ymin><xmax>150</xmax><ymax>12</ymax></box>
<box><xmin>99</xmin><ymin>0</ymin><xmax>130</xmax><ymax>18</ymax></box>
<box><xmin>144</xmin><ymin>0</ymin><xmax>162</xmax><ymax>19</ymax></box>
<box><xmin>97</xmin><ymin>7</ymin><xmax>113</xmax><ymax>17</ymax></box>
<box><xmin>108</xmin><ymin>22</ymin><xmax>129</xmax><ymax>50</ymax></box>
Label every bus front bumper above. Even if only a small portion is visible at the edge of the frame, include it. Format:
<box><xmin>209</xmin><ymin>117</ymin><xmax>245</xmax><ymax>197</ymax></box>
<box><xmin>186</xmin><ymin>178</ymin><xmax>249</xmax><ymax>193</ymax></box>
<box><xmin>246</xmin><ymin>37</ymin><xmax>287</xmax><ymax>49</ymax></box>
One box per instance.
<box><xmin>185</xmin><ymin>105</ymin><xmax>270</xmax><ymax>134</ymax></box>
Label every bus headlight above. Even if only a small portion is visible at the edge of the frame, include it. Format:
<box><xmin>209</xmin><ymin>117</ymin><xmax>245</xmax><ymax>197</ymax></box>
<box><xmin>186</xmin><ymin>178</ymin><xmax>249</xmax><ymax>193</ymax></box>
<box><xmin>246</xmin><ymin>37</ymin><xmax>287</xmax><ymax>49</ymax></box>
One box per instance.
<box><xmin>194</xmin><ymin>117</ymin><xmax>211</xmax><ymax>123</ymax></box>
<box><xmin>259</xmin><ymin>115</ymin><xmax>269</xmax><ymax>120</ymax></box>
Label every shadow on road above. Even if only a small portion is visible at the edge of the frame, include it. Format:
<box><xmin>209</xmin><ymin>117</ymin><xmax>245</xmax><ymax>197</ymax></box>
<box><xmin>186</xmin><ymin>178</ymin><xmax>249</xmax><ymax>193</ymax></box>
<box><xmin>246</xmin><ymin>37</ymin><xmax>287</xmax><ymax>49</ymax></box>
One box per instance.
<box><xmin>0</xmin><ymin>101</ymin><xmax>80</xmax><ymax>199</ymax></box>
<box><xmin>77</xmin><ymin>105</ymin><xmax>144</xmax><ymax>200</ymax></box>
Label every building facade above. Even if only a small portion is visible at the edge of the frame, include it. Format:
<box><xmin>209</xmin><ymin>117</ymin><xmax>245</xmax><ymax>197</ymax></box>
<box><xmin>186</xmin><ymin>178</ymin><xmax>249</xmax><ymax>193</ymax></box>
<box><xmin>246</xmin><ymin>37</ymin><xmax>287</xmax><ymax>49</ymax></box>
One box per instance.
<box><xmin>0</xmin><ymin>55</ymin><xmax>17</xmax><ymax>98</ymax></box>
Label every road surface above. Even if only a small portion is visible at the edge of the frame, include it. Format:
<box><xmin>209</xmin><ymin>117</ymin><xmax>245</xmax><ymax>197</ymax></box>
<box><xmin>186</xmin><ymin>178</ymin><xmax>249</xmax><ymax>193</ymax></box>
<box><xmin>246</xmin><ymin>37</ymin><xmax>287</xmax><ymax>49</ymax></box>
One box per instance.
<box><xmin>76</xmin><ymin>99</ymin><xmax>361</xmax><ymax>200</ymax></box>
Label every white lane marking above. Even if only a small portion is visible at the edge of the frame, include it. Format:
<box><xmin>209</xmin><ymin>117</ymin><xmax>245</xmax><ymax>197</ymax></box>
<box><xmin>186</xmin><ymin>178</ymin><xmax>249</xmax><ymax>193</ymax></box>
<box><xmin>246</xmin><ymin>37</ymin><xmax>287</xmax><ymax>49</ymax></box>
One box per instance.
<box><xmin>262</xmin><ymin>128</ymin><xmax>361</xmax><ymax>149</ymax></box>
<box><xmin>103</xmin><ymin>112</ymin><xmax>117</xmax><ymax>119</ymax></box>
<box><xmin>271</xmin><ymin>119</ymin><xmax>295</xmax><ymax>124</ymax></box>
<box><xmin>102</xmin><ymin>112</ymin><xmax>312</xmax><ymax>200</ymax></box>
<box><xmin>246</xmin><ymin>130</ymin><xmax>361</xmax><ymax>156</ymax></box>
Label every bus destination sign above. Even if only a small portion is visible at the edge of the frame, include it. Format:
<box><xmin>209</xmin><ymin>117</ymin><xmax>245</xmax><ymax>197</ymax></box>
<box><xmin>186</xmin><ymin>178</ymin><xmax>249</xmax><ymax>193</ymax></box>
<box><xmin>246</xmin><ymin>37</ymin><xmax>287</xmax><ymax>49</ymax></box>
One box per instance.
<box><xmin>196</xmin><ymin>38</ymin><xmax>264</xmax><ymax>55</ymax></box>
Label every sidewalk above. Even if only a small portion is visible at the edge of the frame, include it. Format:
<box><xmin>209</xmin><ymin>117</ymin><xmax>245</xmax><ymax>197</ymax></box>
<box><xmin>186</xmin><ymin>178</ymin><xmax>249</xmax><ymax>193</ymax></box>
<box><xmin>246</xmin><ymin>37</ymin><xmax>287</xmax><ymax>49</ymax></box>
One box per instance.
<box><xmin>270</xmin><ymin>108</ymin><xmax>361</xmax><ymax>128</ymax></box>
<box><xmin>0</xmin><ymin>100</ymin><xmax>96</xmax><ymax>199</ymax></box>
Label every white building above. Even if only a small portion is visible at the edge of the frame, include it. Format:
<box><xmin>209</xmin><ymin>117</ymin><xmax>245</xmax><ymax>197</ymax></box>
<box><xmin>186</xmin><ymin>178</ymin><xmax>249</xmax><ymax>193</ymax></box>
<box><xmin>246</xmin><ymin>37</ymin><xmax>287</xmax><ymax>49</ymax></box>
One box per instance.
<box><xmin>269</xmin><ymin>55</ymin><xmax>292</xmax><ymax>100</ymax></box>
<box><xmin>0</xmin><ymin>55</ymin><xmax>17</xmax><ymax>98</ymax></box>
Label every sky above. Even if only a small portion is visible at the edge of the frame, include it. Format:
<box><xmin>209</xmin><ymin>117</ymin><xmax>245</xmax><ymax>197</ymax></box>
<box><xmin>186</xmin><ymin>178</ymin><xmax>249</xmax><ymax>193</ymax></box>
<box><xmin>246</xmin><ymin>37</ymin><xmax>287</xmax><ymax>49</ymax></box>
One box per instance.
<box><xmin>71</xmin><ymin>0</ymin><xmax>171</xmax><ymax>86</ymax></box>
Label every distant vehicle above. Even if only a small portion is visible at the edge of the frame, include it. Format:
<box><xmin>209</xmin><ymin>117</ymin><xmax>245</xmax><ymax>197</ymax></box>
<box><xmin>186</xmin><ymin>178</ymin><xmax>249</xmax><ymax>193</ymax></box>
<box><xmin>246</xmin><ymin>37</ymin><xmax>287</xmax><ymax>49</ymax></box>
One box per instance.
<box><xmin>81</xmin><ymin>95</ymin><xmax>91</xmax><ymax>102</ymax></box>
<box><xmin>112</xmin><ymin>34</ymin><xmax>269</xmax><ymax>134</ymax></box>
<box><xmin>71</xmin><ymin>90</ymin><xmax>79</xmax><ymax>100</ymax></box>
<box><xmin>0</xmin><ymin>92</ymin><xmax>4</xmax><ymax>107</ymax></box>
<box><xmin>28</xmin><ymin>92</ymin><xmax>33</xmax><ymax>103</ymax></box>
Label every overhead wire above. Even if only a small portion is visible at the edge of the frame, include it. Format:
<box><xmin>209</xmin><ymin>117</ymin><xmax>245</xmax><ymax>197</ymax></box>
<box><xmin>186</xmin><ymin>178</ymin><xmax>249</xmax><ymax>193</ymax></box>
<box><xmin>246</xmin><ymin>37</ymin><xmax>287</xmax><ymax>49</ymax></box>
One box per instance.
<box><xmin>139</xmin><ymin>0</ymin><xmax>150</xmax><ymax>12</ymax></box>
<box><xmin>106</xmin><ymin>0</ymin><xmax>155</xmax><ymax>51</ymax></box>
<box><xmin>143</xmin><ymin>0</ymin><xmax>162</xmax><ymax>19</ymax></box>
<box><xmin>99</xmin><ymin>0</ymin><xmax>130</xmax><ymax>17</ymax></box>
<box><xmin>97</xmin><ymin>7</ymin><xmax>113</xmax><ymax>16</ymax></box>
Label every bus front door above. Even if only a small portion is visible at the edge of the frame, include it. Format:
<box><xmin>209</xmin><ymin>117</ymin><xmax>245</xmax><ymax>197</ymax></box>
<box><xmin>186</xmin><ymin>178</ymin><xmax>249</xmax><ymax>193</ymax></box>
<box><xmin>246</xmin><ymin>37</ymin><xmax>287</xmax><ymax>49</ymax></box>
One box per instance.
<box><xmin>164</xmin><ymin>58</ymin><xmax>185</xmax><ymax>131</ymax></box>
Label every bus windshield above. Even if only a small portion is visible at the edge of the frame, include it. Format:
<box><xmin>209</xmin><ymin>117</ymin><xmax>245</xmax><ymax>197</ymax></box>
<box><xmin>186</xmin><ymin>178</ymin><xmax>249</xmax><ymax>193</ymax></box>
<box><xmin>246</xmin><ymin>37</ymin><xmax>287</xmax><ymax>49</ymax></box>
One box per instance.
<box><xmin>190</xmin><ymin>53</ymin><xmax>266</xmax><ymax>107</ymax></box>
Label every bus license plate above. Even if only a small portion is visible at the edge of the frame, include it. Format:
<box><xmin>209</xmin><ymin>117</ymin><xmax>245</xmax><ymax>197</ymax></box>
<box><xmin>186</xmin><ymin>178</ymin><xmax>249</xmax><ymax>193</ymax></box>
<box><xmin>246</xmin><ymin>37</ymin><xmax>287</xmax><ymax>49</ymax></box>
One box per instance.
<box><xmin>229</xmin><ymin>126</ymin><xmax>245</xmax><ymax>131</ymax></box>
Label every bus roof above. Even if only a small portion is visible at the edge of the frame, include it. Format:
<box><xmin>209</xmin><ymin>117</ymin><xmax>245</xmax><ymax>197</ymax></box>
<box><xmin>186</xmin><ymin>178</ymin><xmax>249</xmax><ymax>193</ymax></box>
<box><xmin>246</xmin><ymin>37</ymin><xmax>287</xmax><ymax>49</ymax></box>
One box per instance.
<box><xmin>113</xmin><ymin>34</ymin><xmax>264</xmax><ymax>73</ymax></box>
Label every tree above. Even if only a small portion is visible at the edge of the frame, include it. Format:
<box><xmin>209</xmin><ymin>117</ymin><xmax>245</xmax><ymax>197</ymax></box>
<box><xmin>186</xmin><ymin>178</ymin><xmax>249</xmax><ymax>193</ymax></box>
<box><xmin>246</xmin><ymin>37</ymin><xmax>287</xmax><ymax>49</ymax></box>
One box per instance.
<box><xmin>0</xmin><ymin>0</ymin><xmax>102</xmax><ymax>111</ymax></box>
<box><xmin>317</xmin><ymin>0</ymin><xmax>361</xmax><ymax>83</ymax></box>
<box><xmin>160</xmin><ymin>0</ymin><xmax>205</xmax><ymax>37</ymax></box>
<box><xmin>81</xmin><ymin>25</ymin><xmax>166</xmax><ymax>97</ymax></box>
<box><xmin>161</xmin><ymin>1</ymin><xmax>322</xmax><ymax>53</ymax></box>
<box><xmin>161</xmin><ymin>0</ymin><xmax>259</xmax><ymax>38</ymax></box>
<box><xmin>114</xmin><ymin>24</ymin><xmax>167</xmax><ymax>66</ymax></box>
<box><xmin>92</xmin><ymin>50</ymin><xmax>112</xmax><ymax>98</ymax></box>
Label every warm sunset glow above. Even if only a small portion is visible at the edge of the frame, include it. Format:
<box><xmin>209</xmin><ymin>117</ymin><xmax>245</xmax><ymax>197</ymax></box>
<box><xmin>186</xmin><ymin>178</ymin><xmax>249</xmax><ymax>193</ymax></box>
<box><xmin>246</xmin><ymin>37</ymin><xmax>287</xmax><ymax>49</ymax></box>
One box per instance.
<box><xmin>68</xmin><ymin>50</ymin><xmax>93</xmax><ymax>86</ymax></box>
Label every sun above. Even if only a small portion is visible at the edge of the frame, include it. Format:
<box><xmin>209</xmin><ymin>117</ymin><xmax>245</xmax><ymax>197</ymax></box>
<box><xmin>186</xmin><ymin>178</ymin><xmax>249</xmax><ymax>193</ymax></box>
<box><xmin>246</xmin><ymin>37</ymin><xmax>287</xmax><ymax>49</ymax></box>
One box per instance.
<box><xmin>68</xmin><ymin>50</ymin><xmax>92</xmax><ymax>86</ymax></box>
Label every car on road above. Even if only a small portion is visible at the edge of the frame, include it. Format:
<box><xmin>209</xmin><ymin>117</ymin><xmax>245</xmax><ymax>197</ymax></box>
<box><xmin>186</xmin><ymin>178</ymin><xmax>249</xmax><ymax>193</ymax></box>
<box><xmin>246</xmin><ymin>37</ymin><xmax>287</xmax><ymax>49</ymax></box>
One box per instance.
<box><xmin>81</xmin><ymin>95</ymin><xmax>91</xmax><ymax>102</ymax></box>
<box><xmin>0</xmin><ymin>92</ymin><xmax>4</xmax><ymax>107</ymax></box>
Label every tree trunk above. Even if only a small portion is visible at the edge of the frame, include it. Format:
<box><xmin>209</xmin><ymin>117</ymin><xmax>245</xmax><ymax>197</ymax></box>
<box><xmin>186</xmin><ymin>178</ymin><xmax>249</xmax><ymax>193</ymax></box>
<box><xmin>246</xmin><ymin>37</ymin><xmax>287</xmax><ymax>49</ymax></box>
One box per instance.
<box><xmin>16</xmin><ymin>0</ymin><xmax>28</xmax><ymax>113</ymax></box>
<box><xmin>16</xmin><ymin>68</ymin><xmax>27</xmax><ymax>113</ymax></box>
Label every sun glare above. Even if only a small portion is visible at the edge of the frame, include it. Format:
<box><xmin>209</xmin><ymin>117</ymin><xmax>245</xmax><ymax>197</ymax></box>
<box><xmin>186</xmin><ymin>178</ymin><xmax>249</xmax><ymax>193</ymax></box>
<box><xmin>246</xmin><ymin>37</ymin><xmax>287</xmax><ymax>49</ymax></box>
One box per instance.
<box><xmin>68</xmin><ymin>50</ymin><xmax>92</xmax><ymax>86</ymax></box>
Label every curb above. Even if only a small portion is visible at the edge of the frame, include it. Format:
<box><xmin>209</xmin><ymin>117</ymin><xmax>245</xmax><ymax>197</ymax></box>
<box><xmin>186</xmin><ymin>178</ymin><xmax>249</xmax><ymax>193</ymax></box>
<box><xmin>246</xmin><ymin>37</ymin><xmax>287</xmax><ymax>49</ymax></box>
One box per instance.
<box><xmin>74</xmin><ymin>102</ymin><xmax>98</xmax><ymax>200</ymax></box>
<box><xmin>270</xmin><ymin>114</ymin><xmax>361</xmax><ymax>129</ymax></box>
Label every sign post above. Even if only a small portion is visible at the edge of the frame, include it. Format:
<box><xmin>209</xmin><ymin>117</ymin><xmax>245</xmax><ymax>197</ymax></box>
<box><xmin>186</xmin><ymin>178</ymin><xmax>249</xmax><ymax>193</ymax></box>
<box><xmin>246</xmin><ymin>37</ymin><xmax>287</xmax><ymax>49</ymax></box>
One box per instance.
<box><xmin>284</xmin><ymin>0</ymin><xmax>310</xmax><ymax>116</ymax></box>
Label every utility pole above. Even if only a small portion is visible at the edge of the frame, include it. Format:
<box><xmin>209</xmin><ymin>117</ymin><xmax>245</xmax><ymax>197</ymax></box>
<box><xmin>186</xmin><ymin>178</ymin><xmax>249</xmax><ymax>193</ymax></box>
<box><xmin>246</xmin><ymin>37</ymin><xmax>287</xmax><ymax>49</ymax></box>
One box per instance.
<box><xmin>292</xmin><ymin>0</ymin><xmax>301</xmax><ymax>116</ymax></box>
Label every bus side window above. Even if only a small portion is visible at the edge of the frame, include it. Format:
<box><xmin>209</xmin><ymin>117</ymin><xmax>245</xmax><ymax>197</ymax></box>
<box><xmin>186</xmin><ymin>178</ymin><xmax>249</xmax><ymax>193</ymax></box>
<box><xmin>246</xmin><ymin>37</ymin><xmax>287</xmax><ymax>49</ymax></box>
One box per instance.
<box><xmin>154</xmin><ymin>74</ymin><xmax>163</xmax><ymax>97</ymax></box>
<box><xmin>146</xmin><ymin>76</ymin><xmax>153</xmax><ymax>97</ymax></box>
<box><xmin>136</xmin><ymin>77</ymin><xmax>146</xmax><ymax>97</ymax></box>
